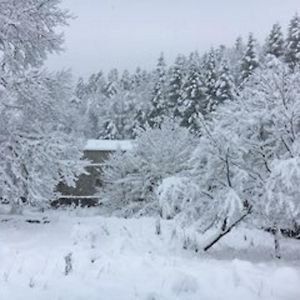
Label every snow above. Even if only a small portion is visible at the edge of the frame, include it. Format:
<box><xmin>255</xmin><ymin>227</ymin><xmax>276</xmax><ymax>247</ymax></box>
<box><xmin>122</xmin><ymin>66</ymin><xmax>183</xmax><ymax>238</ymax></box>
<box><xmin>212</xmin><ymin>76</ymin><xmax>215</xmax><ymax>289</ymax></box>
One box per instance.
<box><xmin>84</xmin><ymin>139</ymin><xmax>133</xmax><ymax>151</ymax></box>
<box><xmin>0</xmin><ymin>210</ymin><xmax>299</xmax><ymax>300</ymax></box>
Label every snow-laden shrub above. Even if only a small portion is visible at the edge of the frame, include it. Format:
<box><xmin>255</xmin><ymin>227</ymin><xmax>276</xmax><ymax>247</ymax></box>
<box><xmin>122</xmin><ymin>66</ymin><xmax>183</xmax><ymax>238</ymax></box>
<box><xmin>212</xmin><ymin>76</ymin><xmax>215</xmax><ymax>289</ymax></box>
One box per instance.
<box><xmin>263</xmin><ymin>158</ymin><xmax>300</xmax><ymax>230</ymax></box>
<box><xmin>231</xmin><ymin>58</ymin><xmax>300</xmax><ymax>233</ymax></box>
<box><xmin>157</xmin><ymin>176</ymin><xmax>200</xmax><ymax>220</ymax></box>
<box><xmin>101</xmin><ymin>119</ymin><xmax>197</xmax><ymax>216</ymax></box>
<box><xmin>157</xmin><ymin>175</ymin><xmax>250</xmax><ymax>252</ymax></box>
<box><xmin>188</xmin><ymin>57</ymin><xmax>300</xmax><ymax>255</ymax></box>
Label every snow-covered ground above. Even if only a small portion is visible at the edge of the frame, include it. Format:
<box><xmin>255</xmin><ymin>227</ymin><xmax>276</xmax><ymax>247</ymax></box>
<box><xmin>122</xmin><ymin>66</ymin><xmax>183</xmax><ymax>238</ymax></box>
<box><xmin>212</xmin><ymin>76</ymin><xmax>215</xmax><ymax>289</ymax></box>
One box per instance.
<box><xmin>0</xmin><ymin>209</ymin><xmax>300</xmax><ymax>300</ymax></box>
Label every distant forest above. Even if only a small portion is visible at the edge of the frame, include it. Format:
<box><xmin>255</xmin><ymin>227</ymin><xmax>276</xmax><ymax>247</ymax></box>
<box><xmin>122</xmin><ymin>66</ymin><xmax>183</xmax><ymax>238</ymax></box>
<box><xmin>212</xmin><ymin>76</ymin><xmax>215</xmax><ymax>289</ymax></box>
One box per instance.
<box><xmin>74</xmin><ymin>15</ymin><xmax>300</xmax><ymax>139</ymax></box>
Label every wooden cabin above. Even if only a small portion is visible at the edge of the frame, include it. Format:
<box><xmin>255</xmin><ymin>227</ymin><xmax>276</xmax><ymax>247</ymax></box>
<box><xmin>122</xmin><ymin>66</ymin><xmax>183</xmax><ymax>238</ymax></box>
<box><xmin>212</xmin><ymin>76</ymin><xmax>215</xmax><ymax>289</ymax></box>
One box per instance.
<box><xmin>54</xmin><ymin>140</ymin><xmax>133</xmax><ymax>207</ymax></box>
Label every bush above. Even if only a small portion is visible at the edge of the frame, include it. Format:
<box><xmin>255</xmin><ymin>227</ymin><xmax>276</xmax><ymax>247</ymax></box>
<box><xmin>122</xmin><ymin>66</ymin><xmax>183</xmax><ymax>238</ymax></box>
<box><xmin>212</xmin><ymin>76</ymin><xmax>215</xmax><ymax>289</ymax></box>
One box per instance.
<box><xmin>101</xmin><ymin>119</ymin><xmax>197</xmax><ymax>216</ymax></box>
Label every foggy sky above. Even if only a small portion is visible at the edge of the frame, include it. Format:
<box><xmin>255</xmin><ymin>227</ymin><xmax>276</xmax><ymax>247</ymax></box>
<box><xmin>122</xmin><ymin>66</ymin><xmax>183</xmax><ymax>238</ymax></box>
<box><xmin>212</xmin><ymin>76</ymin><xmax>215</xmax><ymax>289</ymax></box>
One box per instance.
<box><xmin>46</xmin><ymin>0</ymin><xmax>300</xmax><ymax>78</ymax></box>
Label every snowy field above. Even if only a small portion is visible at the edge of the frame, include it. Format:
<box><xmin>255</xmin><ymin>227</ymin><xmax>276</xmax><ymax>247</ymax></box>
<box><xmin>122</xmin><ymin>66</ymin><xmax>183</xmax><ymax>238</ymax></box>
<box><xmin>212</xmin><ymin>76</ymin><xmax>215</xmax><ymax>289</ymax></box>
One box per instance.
<box><xmin>0</xmin><ymin>209</ymin><xmax>300</xmax><ymax>300</ymax></box>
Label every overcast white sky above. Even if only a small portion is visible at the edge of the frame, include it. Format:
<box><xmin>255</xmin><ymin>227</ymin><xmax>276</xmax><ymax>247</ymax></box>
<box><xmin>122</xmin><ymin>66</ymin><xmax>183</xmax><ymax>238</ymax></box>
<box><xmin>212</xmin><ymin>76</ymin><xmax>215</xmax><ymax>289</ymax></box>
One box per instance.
<box><xmin>46</xmin><ymin>0</ymin><xmax>300</xmax><ymax>78</ymax></box>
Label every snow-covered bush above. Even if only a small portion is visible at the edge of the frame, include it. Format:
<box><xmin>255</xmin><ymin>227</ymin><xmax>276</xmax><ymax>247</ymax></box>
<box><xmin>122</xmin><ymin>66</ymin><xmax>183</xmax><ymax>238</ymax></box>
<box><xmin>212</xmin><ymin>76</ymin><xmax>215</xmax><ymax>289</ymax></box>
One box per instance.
<box><xmin>157</xmin><ymin>176</ymin><xmax>200</xmax><ymax>220</ymax></box>
<box><xmin>0</xmin><ymin>0</ymin><xmax>86</xmax><ymax>211</ymax></box>
<box><xmin>234</xmin><ymin>57</ymin><xmax>300</xmax><ymax>226</ymax></box>
<box><xmin>188</xmin><ymin>56</ymin><xmax>300</xmax><ymax>255</ymax></box>
<box><xmin>102</xmin><ymin>119</ymin><xmax>197</xmax><ymax>216</ymax></box>
<box><xmin>264</xmin><ymin>158</ymin><xmax>300</xmax><ymax>229</ymax></box>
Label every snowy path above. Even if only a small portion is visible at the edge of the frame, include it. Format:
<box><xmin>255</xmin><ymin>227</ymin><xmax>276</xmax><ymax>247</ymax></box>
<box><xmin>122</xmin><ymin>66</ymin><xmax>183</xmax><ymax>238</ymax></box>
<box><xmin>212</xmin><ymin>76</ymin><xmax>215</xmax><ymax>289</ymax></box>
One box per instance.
<box><xmin>0</xmin><ymin>212</ymin><xmax>299</xmax><ymax>300</ymax></box>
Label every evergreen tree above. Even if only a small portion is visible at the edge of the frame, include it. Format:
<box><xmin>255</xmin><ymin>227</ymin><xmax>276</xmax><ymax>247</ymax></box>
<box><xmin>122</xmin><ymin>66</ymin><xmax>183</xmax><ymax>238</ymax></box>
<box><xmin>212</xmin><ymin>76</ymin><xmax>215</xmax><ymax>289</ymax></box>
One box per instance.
<box><xmin>100</xmin><ymin>92</ymin><xmax>136</xmax><ymax>139</ymax></box>
<box><xmin>215</xmin><ymin>60</ymin><xmax>236</xmax><ymax>104</ymax></box>
<box><xmin>285</xmin><ymin>14</ymin><xmax>300</xmax><ymax>69</ymax></box>
<box><xmin>120</xmin><ymin>70</ymin><xmax>133</xmax><ymax>91</ymax></box>
<box><xmin>235</xmin><ymin>36</ymin><xmax>245</xmax><ymax>54</ymax></box>
<box><xmin>105</xmin><ymin>68</ymin><xmax>119</xmax><ymax>97</ymax></box>
<box><xmin>132</xmin><ymin>70</ymin><xmax>154</xmax><ymax>132</ymax></box>
<box><xmin>230</xmin><ymin>36</ymin><xmax>245</xmax><ymax>86</ymax></box>
<box><xmin>133</xmin><ymin>109</ymin><xmax>148</xmax><ymax>132</ymax></box>
<box><xmin>75</xmin><ymin>77</ymin><xmax>87</xmax><ymax>100</ymax></box>
<box><xmin>167</xmin><ymin>54</ymin><xmax>186</xmax><ymax>119</ymax></box>
<box><xmin>141</xmin><ymin>69</ymin><xmax>151</xmax><ymax>84</ymax></box>
<box><xmin>265</xmin><ymin>23</ymin><xmax>284</xmax><ymax>58</ymax></box>
<box><xmin>133</xmin><ymin>67</ymin><xmax>143</xmax><ymax>88</ymax></box>
<box><xmin>215</xmin><ymin>45</ymin><xmax>227</xmax><ymax>66</ymax></box>
<box><xmin>181</xmin><ymin>52</ymin><xmax>206</xmax><ymax>133</ymax></box>
<box><xmin>148</xmin><ymin>53</ymin><xmax>168</xmax><ymax>126</ymax></box>
<box><xmin>240</xmin><ymin>33</ymin><xmax>259</xmax><ymax>81</ymax></box>
<box><xmin>86</xmin><ymin>71</ymin><xmax>106</xmax><ymax>95</ymax></box>
<box><xmin>204</xmin><ymin>49</ymin><xmax>218</xmax><ymax>112</ymax></box>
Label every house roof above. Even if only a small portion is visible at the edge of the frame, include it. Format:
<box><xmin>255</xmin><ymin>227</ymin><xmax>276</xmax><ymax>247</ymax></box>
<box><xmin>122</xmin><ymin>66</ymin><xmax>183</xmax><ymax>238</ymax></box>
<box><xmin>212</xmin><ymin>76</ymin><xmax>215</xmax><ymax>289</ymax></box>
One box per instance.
<box><xmin>84</xmin><ymin>139</ymin><xmax>133</xmax><ymax>151</ymax></box>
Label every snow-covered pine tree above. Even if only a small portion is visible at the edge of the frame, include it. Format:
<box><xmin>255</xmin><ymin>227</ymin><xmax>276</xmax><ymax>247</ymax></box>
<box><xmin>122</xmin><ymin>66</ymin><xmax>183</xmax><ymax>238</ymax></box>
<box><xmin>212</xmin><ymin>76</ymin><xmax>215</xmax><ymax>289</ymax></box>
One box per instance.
<box><xmin>214</xmin><ymin>45</ymin><xmax>228</xmax><ymax>68</ymax></box>
<box><xmin>104</xmin><ymin>68</ymin><xmax>119</xmax><ymax>98</ymax></box>
<box><xmin>133</xmin><ymin>109</ymin><xmax>148</xmax><ymax>132</ymax></box>
<box><xmin>85</xmin><ymin>71</ymin><xmax>107</xmax><ymax>95</ymax></box>
<box><xmin>99</xmin><ymin>92</ymin><xmax>136</xmax><ymax>139</ymax></box>
<box><xmin>181</xmin><ymin>52</ymin><xmax>206</xmax><ymax>133</ymax></box>
<box><xmin>214</xmin><ymin>60</ymin><xmax>236</xmax><ymax>104</ymax></box>
<box><xmin>120</xmin><ymin>70</ymin><xmax>133</xmax><ymax>91</ymax></box>
<box><xmin>235</xmin><ymin>36</ymin><xmax>245</xmax><ymax>53</ymax></box>
<box><xmin>265</xmin><ymin>23</ymin><xmax>284</xmax><ymax>58</ymax></box>
<box><xmin>228</xmin><ymin>36</ymin><xmax>246</xmax><ymax>86</ymax></box>
<box><xmin>75</xmin><ymin>77</ymin><xmax>87</xmax><ymax>100</ymax></box>
<box><xmin>204</xmin><ymin>49</ymin><xmax>219</xmax><ymax>112</ymax></box>
<box><xmin>132</xmin><ymin>67</ymin><xmax>143</xmax><ymax>88</ymax></box>
<box><xmin>95</xmin><ymin>69</ymin><xmax>153</xmax><ymax>139</ymax></box>
<box><xmin>240</xmin><ymin>33</ymin><xmax>259</xmax><ymax>82</ymax></box>
<box><xmin>148</xmin><ymin>53</ymin><xmax>169</xmax><ymax>127</ymax></box>
<box><xmin>131</xmin><ymin>73</ymin><xmax>154</xmax><ymax>133</ymax></box>
<box><xmin>131</xmin><ymin>68</ymin><xmax>151</xmax><ymax>93</ymax></box>
<box><xmin>74</xmin><ymin>71</ymin><xmax>108</xmax><ymax>139</ymax></box>
<box><xmin>167</xmin><ymin>54</ymin><xmax>186</xmax><ymax>119</ymax></box>
<box><xmin>285</xmin><ymin>14</ymin><xmax>300</xmax><ymax>69</ymax></box>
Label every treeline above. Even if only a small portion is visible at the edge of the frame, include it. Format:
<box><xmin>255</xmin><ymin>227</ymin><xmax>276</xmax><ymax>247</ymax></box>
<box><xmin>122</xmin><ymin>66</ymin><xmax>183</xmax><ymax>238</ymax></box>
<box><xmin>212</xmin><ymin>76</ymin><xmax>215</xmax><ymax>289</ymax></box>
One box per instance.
<box><xmin>75</xmin><ymin>14</ymin><xmax>300</xmax><ymax>139</ymax></box>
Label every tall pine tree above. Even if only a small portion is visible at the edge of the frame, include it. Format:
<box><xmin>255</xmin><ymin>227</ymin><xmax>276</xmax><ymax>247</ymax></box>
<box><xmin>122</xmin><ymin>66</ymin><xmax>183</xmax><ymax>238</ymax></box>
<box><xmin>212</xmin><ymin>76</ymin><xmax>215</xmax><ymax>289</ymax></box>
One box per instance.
<box><xmin>75</xmin><ymin>77</ymin><xmax>87</xmax><ymax>100</ymax></box>
<box><xmin>240</xmin><ymin>33</ymin><xmax>259</xmax><ymax>82</ymax></box>
<box><xmin>181</xmin><ymin>52</ymin><xmax>206</xmax><ymax>133</ymax></box>
<box><xmin>215</xmin><ymin>60</ymin><xmax>236</xmax><ymax>105</ymax></box>
<box><xmin>167</xmin><ymin>54</ymin><xmax>186</xmax><ymax>119</ymax></box>
<box><xmin>265</xmin><ymin>23</ymin><xmax>284</xmax><ymax>58</ymax></box>
<box><xmin>204</xmin><ymin>49</ymin><xmax>218</xmax><ymax>113</ymax></box>
<box><xmin>86</xmin><ymin>71</ymin><xmax>106</xmax><ymax>95</ymax></box>
<box><xmin>105</xmin><ymin>68</ymin><xmax>119</xmax><ymax>98</ymax></box>
<box><xmin>148</xmin><ymin>53</ymin><xmax>168</xmax><ymax>126</ymax></box>
<box><xmin>285</xmin><ymin>14</ymin><xmax>300</xmax><ymax>69</ymax></box>
<box><xmin>120</xmin><ymin>70</ymin><xmax>133</xmax><ymax>91</ymax></box>
<box><xmin>230</xmin><ymin>36</ymin><xmax>245</xmax><ymax>86</ymax></box>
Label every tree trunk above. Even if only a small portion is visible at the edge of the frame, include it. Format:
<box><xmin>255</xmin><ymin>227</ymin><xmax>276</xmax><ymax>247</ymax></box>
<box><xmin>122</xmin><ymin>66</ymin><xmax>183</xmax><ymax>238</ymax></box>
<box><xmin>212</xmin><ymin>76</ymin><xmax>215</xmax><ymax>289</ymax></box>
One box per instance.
<box><xmin>9</xmin><ymin>200</ymin><xmax>23</xmax><ymax>215</ymax></box>
<box><xmin>274</xmin><ymin>224</ymin><xmax>281</xmax><ymax>259</ymax></box>
<box><xmin>155</xmin><ymin>217</ymin><xmax>161</xmax><ymax>235</ymax></box>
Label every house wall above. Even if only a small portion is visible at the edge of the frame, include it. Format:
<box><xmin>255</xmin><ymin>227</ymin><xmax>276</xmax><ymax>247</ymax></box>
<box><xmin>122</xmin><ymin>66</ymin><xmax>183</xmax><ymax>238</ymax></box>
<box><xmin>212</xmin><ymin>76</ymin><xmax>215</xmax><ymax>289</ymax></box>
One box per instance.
<box><xmin>54</xmin><ymin>150</ymin><xmax>113</xmax><ymax>206</ymax></box>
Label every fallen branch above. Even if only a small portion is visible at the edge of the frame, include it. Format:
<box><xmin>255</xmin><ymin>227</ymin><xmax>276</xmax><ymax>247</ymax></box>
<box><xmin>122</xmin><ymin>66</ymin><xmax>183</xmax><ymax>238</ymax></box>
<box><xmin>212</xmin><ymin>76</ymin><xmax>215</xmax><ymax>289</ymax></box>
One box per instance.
<box><xmin>204</xmin><ymin>206</ymin><xmax>252</xmax><ymax>252</ymax></box>
<box><xmin>26</xmin><ymin>219</ymin><xmax>50</xmax><ymax>224</ymax></box>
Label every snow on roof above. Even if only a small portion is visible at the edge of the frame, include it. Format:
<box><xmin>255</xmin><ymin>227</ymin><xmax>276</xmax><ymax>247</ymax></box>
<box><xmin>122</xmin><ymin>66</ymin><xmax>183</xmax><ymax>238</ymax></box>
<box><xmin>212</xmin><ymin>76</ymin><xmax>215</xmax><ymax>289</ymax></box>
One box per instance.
<box><xmin>84</xmin><ymin>139</ymin><xmax>133</xmax><ymax>151</ymax></box>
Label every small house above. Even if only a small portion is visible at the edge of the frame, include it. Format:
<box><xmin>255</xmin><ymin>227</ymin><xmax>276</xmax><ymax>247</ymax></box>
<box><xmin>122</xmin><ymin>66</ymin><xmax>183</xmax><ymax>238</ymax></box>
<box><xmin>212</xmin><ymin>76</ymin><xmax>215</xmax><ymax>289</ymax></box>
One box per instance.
<box><xmin>55</xmin><ymin>140</ymin><xmax>133</xmax><ymax>207</ymax></box>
